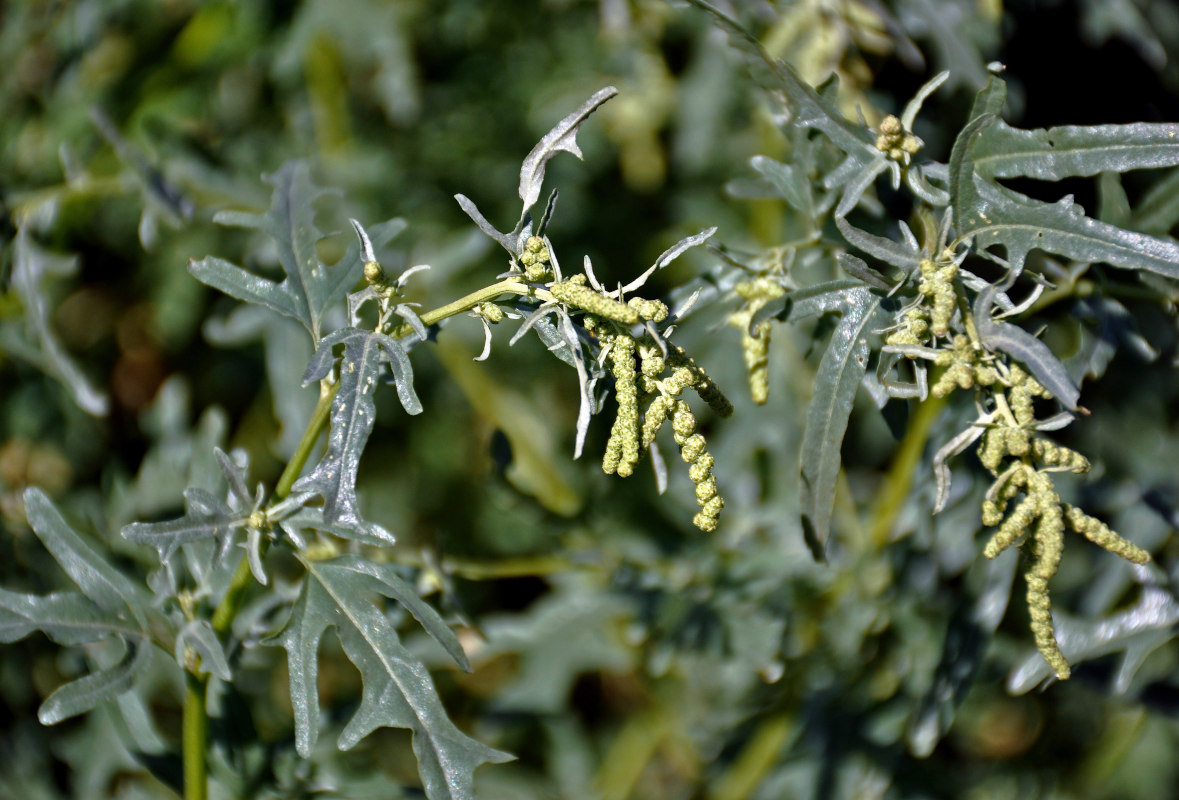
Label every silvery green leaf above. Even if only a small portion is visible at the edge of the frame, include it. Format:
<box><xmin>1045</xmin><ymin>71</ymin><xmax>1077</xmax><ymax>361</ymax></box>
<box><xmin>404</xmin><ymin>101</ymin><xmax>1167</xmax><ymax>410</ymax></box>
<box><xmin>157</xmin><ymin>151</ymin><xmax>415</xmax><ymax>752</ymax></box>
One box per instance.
<box><xmin>968</xmin><ymin>176</ymin><xmax>1179</xmax><ymax>277</ymax></box>
<box><xmin>267</xmin><ymin>555</ymin><xmax>512</xmax><ymax>797</ymax></box>
<box><xmin>122</xmin><ymin>488</ymin><xmax>240</xmax><ymax>564</ymax></box>
<box><xmin>393</xmin><ymin>303</ymin><xmax>429</xmax><ymax>343</ymax></box>
<box><xmin>932</xmin><ymin>419</ymin><xmax>991</xmax><ymax>513</ymax></box>
<box><xmin>191</xmin><ymin>161</ymin><xmax>360</xmax><ymax>340</ymax></box>
<box><xmin>294</xmin><ymin>329</ymin><xmax>417</xmax><ymax>542</ymax></box>
<box><xmin>1008</xmin><ymin>584</ymin><xmax>1179</xmax><ymax>695</ymax></box>
<box><xmin>974</xmin><ymin>286</ymin><xmax>1081</xmax><ymax>409</ymax></box>
<box><xmin>836</xmin><ymin>216</ymin><xmax>922</xmax><ymax>274</ymax></box>
<box><xmin>25</xmin><ymin>489</ymin><xmax>140</xmax><ymax>617</ymax></box>
<box><xmin>0</xmin><ymin>588</ymin><xmax>137</xmax><ymax>647</ymax></box>
<box><xmin>528</xmin><ymin>315</ymin><xmax>579</xmax><ymax>368</ymax></box>
<box><xmin>951</xmin><ymin>84</ymin><xmax>1179</xmax><ymax>278</ymax></box>
<box><xmin>328</xmin><ymin>555</ymin><xmax>469</xmax><ymax>671</ymax></box>
<box><xmin>454</xmin><ymin>194</ymin><xmax>516</xmax><ymax>254</ymax></box>
<box><xmin>176</xmin><ymin>619</ymin><xmax>232</xmax><ymax>681</ymax></box>
<box><xmin>799</xmin><ymin>287</ymin><xmax>885</xmax><ymax>560</ymax></box>
<box><xmin>907</xmin><ymin>549</ymin><xmax>1017</xmax><ymax>757</ymax></box>
<box><xmin>558</xmin><ymin>309</ymin><xmax>595</xmax><ymax>459</ymax></box>
<box><xmin>749</xmin><ymin>155</ymin><xmax>813</xmax><ymax>215</ymax></box>
<box><xmin>215</xmin><ymin>447</ymin><xmax>253</xmax><ymax>508</ymax></box>
<box><xmin>1131</xmin><ymin>166</ymin><xmax>1179</xmax><ymax>234</ymax></box>
<box><xmin>509</xmin><ymin>304</ymin><xmax>560</xmax><ymax>346</ymax></box>
<box><xmin>834</xmin><ymin>158</ymin><xmax>890</xmax><ymax>217</ymax></box>
<box><xmin>905</xmin><ymin>163</ymin><xmax>951</xmax><ymax>206</ymax></box>
<box><xmin>836</xmin><ymin>253</ymin><xmax>893</xmax><ymax>292</ymax></box>
<box><xmin>537</xmin><ymin>188</ymin><xmax>560</xmax><ymax>235</ymax></box>
<box><xmin>620</xmin><ymin>227</ymin><xmax>717</xmax><ymax>294</ymax></box>
<box><xmin>971</xmin><ymin>119</ymin><xmax>1179</xmax><ymax>181</ymax></box>
<box><xmin>518</xmin><ymin>87</ymin><xmax>618</xmax><ymax>214</ymax></box>
<box><xmin>10</xmin><ymin>229</ymin><xmax>109</xmax><ymax>416</ymax></box>
<box><xmin>375</xmin><ymin>333</ymin><xmax>423</xmax><ymax>415</ymax></box>
<box><xmin>38</xmin><ymin>640</ymin><xmax>152</xmax><ymax>725</ymax></box>
<box><xmin>686</xmin><ymin>0</ymin><xmax>873</xmax><ymax>159</ymax></box>
<box><xmin>750</xmin><ymin>280</ymin><xmax>863</xmax><ymax>329</ymax></box>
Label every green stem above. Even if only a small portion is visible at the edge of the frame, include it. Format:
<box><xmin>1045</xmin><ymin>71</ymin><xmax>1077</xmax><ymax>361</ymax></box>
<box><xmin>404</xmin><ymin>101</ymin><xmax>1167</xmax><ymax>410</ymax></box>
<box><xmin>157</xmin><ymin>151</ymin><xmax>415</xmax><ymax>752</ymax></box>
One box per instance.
<box><xmin>184</xmin><ymin>672</ymin><xmax>209</xmax><ymax>800</ymax></box>
<box><xmin>186</xmin><ymin>276</ymin><xmax>536</xmax><ymax>796</ymax></box>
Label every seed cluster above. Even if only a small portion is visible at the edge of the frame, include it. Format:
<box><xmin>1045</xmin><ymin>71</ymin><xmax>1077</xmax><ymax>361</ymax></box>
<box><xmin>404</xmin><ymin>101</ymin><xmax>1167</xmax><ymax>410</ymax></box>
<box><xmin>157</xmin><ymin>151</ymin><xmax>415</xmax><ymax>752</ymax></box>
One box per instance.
<box><xmin>727</xmin><ymin>277</ymin><xmax>786</xmax><ymax>404</ymax></box>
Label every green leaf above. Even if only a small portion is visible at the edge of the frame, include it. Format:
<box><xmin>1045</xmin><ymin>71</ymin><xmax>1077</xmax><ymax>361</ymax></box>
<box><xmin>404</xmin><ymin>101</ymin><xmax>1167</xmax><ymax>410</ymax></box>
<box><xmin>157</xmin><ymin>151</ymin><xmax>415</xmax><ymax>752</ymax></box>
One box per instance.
<box><xmin>1007</xmin><ymin>584</ymin><xmax>1179</xmax><ymax>694</ymax></box>
<box><xmin>24</xmin><ymin>488</ymin><xmax>141</xmax><ymax>617</ymax></box>
<box><xmin>268</xmin><ymin>555</ymin><xmax>512</xmax><ymax>799</ymax></box>
<box><xmin>971</xmin><ymin>119</ymin><xmax>1179</xmax><ymax>181</ymax></box>
<box><xmin>8</xmin><ymin>229</ymin><xmax>110</xmax><ymax>416</ymax></box>
<box><xmin>518</xmin><ymin>87</ymin><xmax>618</xmax><ymax>215</ymax></box>
<box><xmin>294</xmin><ymin>328</ymin><xmax>420</xmax><ymax>543</ymax></box>
<box><xmin>959</xmin><ymin>174</ymin><xmax>1179</xmax><ymax>277</ymax></box>
<box><xmin>38</xmin><ymin>640</ymin><xmax>152</xmax><ymax>725</ymax></box>
<box><xmin>799</xmin><ymin>287</ymin><xmax>885</xmax><ymax>560</ymax></box>
<box><xmin>0</xmin><ymin>589</ymin><xmax>139</xmax><ymax>646</ymax></box>
<box><xmin>121</xmin><ymin>488</ymin><xmax>240</xmax><ymax>564</ymax></box>
<box><xmin>190</xmin><ymin>161</ymin><xmax>365</xmax><ymax>340</ymax></box>
<box><xmin>329</xmin><ymin>555</ymin><xmax>469</xmax><ymax>670</ymax></box>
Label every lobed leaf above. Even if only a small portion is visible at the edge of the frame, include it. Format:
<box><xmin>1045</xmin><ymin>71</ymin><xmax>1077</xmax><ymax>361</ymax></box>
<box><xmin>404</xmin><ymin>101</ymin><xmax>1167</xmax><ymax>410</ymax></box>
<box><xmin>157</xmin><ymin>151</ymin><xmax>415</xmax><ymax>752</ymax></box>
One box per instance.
<box><xmin>799</xmin><ymin>287</ymin><xmax>886</xmax><ymax>560</ymax></box>
<box><xmin>294</xmin><ymin>328</ymin><xmax>419</xmax><ymax>543</ymax></box>
<box><xmin>121</xmin><ymin>488</ymin><xmax>240</xmax><ymax>564</ymax></box>
<box><xmin>268</xmin><ymin>555</ymin><xmax>512</xmax><ymax>798</ymax></box>
<box><xmin>971</xmin><ymin>119</ymin><xmax>1179</xmax><ymax>181</ymax></box>
<box><xmin>518</xmin><ymin>87</ymin><xmax>618</xmax><ymax>214</ymax></box>
<box><xmin>191</xmin><ymin>161</ymin><xmax>361</xmax><ymax>340</ymax></box>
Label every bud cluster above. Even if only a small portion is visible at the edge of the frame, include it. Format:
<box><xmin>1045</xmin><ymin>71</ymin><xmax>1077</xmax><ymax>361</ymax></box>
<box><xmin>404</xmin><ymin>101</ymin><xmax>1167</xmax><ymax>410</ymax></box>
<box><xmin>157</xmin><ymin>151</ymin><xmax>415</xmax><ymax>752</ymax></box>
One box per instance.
<box><xmin>875</xmin><ymin>114</ymin><xmax>923</xmax><ymax>165</ymax></box>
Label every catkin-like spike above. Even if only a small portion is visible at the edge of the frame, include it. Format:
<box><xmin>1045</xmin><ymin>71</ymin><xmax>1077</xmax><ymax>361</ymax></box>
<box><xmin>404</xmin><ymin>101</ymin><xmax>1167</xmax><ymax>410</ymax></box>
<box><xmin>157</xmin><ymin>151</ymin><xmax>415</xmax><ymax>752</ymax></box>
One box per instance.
<box><xmin>1005</xmin><ymin>427</ymin><xmax>1030</xmax><ymax>456</ymax></box>
<box><xmin>607</xmin><ymin>333</ymin><xmax>640</xmax><ymax>477</ymax></box>
<box><xmin>639</xmin><ymin>344</ymin><xmax>665</xmax><ymax>378</ymax></box>
<box><xmin>668</xmin><ymin>346</ymin><xmax>733</xmax><ymax>418</ymax></box>
<box><xmin>744</xmin><ymin>322</ymin><xmax>772</xmax><ymax>405</ymax></box>
<box><xmin>979</xmin><ymin>427</ymin><xmax>1006</xmax><ymax>472</ymax></box>
<box><xmin>1032</xmin><ymin>438</ymin><xmax>1089</xmax><ymax>473</ymax></box>
<box><xmin>984</xmin><ymin>493</ymin><xmax>1038</xmax><ymax>558</ymax></box>
<box><xmin>641</xmin><ymin>395</ymin><xmax>674</xmax><ymax>448</ymax></box>
<box><xmin>549</xmin><ymin>275</ymin><xmax>639</xmax><ymax>324</ymax></box>
<box><xmin>1026</xmin><ymin>503</ymin><xmax>1070</xmax><ymax>679</ymax></box>
<box><xmin>1065</xmin><ymin>506</ymin><xmax>1151</xmax><ymax>564</ymax></box>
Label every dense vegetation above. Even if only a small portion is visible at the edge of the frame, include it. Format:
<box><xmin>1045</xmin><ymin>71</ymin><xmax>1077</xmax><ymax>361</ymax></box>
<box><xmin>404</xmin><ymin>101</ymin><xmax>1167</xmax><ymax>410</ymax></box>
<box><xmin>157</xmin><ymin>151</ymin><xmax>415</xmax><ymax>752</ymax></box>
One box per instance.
<box><xmin>4</xmin><ymin>2</ymin><xmax>1179</xmax><ymax>798</ymax></box>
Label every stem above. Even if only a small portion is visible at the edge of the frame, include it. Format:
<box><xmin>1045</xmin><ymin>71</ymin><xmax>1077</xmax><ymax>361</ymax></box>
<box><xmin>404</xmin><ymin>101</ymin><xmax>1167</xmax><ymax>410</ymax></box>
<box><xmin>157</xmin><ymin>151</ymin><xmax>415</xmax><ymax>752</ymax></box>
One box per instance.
<box><xmin>184</xmin><ymin>672</ymin><xmax>209</xmax><ymax>800</ymax></box>
<box><xmin>390</xmin><ymin>277</ymin><xmax>532</xmax><ymax>337</ymax></box>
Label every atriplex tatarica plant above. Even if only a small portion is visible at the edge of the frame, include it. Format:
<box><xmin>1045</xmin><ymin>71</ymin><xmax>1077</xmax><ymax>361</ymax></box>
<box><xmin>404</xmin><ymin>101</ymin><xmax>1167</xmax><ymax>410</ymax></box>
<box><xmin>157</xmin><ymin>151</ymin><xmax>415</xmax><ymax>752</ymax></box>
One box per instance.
<box><xmin>4</xmin><ymin>3</ymin><xmax>1179</xmax><ymax>798</ymax></box>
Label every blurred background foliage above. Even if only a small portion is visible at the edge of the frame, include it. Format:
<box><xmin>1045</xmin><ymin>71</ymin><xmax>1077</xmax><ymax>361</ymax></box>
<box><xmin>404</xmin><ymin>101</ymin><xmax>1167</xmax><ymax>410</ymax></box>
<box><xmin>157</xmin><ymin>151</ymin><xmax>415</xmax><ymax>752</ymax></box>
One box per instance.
<box><xmin>2</xmin><ymin>1</ymin><xmax>1179</xmax><ymax>798</ymax></box>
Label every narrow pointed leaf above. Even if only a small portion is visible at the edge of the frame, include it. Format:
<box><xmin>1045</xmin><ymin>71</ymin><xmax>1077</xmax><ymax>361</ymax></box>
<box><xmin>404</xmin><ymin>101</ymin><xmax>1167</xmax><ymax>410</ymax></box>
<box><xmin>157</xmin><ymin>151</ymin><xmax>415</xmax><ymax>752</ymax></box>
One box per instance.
<box><xmin>799</xmin><ymin>287</ymin><xmax>885</xmax><ymax>559</ymax></box>
<box><xmin>518</xmin><ymin>87</ymin><xmax>618</xmax><ymax>213</ymax></box>
<box><xmin>11</xmin><ymin>229</ymin><xmax>109</xmax><ymax>416</ymax></box>
<box><xmin>25</xmin><ymin>489</ymin><xmax>140</xmax><ymax>615</ymax></box>
<box><xmin>454</xmin><ymin>194</ymin><xmax>516</xmax><ymax>254</ymax></box>
<box><xmin>0</xmin><ymin>589</ymin><xmax>139</xmax><ymax>646</ymax></box>
<box><xmin>38</xmin><ymin>640</ymin><xmax>151</xmax><ymax>725</ymax></box>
